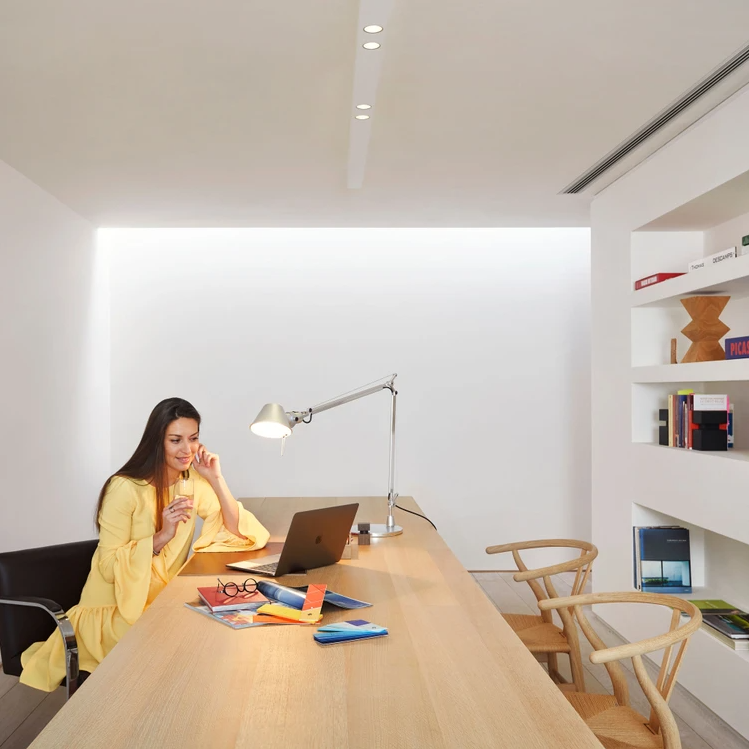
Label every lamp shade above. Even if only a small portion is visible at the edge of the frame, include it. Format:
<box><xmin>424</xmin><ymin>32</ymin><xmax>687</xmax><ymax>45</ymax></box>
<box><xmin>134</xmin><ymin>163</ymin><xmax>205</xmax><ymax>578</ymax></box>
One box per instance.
<box><xmin>250</xmin><ymin>403</ymin><xmax>293</xmax><ymax>438</ymax></box>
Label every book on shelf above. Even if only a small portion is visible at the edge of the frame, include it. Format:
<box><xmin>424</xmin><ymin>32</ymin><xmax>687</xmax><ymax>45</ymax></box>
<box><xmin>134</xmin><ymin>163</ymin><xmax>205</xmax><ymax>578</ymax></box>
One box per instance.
<box><xmin>633</xmin><ymin>272</ymin><xmax>685</xmax><ymax>291</ymax></box>
<box><xmin>702</xmin><ymin>612</ymin><xmax>749</xmax><ymax>651</ymax></box>
<box><xmin>689</xmin><ymin>599</ymin><xmax>743</xmax><ymax>615</ymax></box>
<box><xmin>633</xmin><ymin>526</ymin><xmax>691</xmax><ymax>594</ymax></box>
<box><xmin>725</xmin><ymin>336</ymin><xmax>749</xmax><ymax>360</ymax></box>
<box><xmin>658</xmin><ymin>392</ymin><xmax>730</xmax><ymax>451</ymax></box>
<box><xmin>687</xmin><ymin>245</ymin><xmax>749</xmax><ymax>272</ymax></box>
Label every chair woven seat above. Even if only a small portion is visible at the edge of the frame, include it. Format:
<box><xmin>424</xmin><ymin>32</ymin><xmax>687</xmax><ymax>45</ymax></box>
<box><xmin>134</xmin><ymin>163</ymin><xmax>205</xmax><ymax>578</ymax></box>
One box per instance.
<box><xmin>566</xmin><ymin>693</ymin><xmax>664</xmax><ymax>749</ymax></box>
<box><xmin>503</xmin><ymin>613</ymin><xmax>570</xmax><ymax>653</ymax></box>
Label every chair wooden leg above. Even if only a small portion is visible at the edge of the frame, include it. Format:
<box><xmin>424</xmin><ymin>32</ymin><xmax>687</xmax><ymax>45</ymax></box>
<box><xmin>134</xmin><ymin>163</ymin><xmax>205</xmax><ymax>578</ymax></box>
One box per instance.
<box><xmin>547</xmin><ymin>652</ymin><xmax>560</xmax><ymax>681</ymax></box>
<box><xmin>568</xmin><ymin>648</ymin><xmax>586</xmax><ymax>693</ymax></box>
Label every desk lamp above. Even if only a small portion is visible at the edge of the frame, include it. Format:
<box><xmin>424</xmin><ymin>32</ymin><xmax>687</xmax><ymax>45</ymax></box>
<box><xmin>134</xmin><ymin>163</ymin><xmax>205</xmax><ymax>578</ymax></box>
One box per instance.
<box><xmin>250</xmin><ymin>373</ymin><xmax>403</xmax><ymax>537</ymax></box>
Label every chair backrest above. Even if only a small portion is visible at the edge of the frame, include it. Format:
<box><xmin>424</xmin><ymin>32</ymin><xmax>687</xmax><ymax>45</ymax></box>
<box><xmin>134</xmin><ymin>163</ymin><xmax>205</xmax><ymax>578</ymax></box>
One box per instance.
<box><xmin>539</xmin><ymin>592</ymin><xmax>702</xmax><ymax>749</ymax></box>
<box><xmin>485</xmin><ymin>539</ymin><xmax>598</xmax><ymax>625</ymax></box>
<box><xmin>0</xmin><ymin>539</ymin><xmax>98</xmax><ymax>676</ymax></box>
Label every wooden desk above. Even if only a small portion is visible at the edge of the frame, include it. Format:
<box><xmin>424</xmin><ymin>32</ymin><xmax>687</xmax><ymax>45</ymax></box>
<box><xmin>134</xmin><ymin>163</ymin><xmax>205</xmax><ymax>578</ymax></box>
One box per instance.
<box><xmin>30</xmin><ymin>497</ymin><xmax>602</xmax><ymax>748</ymax></box>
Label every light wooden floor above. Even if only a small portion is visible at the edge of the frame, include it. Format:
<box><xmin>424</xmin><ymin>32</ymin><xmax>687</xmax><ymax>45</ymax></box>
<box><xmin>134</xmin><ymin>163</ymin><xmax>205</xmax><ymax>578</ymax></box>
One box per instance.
<box><xmin>1</xmin><ymin>572</ymin><xmax>748</xmax><ymax>748</ymax></box>
<box><xmin>472</xmin><ymin>571</ymin><xmax>749</xmax><ymax>749</ymax></box>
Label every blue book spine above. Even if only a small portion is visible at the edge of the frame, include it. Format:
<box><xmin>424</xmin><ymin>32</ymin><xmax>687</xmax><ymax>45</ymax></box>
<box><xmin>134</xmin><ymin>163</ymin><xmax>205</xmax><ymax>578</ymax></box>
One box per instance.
<box><xmin>725</xmin><ymin>336</ymin><xmax>749</xmax><ymax>360</ymax></box>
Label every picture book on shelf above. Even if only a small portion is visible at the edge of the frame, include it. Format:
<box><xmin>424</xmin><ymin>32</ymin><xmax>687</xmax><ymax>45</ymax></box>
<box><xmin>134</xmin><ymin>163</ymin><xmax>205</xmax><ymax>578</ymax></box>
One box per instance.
<box><xmin>633</xmin><ymin>526</ymin><xmax>691</xmax><ymax>594</ymax></box>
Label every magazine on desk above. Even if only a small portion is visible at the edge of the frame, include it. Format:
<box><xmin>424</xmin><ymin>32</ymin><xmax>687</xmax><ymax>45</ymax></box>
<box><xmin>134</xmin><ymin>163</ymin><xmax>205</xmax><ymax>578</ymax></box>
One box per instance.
<box><xmin>185</xmin><ymin>580</ymin><xmax>371</xmax><ymax>629</ymax></box>
<box><xmin>256</xmin><ymin>580</ymin><xmax>372</xmax><ymax>611</ymax></box>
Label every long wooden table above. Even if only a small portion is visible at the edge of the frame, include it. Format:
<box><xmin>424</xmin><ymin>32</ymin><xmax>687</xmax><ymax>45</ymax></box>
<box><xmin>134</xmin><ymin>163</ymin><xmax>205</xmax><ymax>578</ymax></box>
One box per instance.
<box><xmin>30</xmin><ymin>497</ymin><xmax>602</xmax><ymax>748</ymax></box>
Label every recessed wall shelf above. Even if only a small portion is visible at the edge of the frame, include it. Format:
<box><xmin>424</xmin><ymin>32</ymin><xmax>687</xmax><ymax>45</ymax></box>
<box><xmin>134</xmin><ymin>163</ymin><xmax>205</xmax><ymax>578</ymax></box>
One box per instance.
<box><xmin>631</xmin><ymin>253</ymin><xmax>749</xmax><ymax>308</ymax></box>
<box><xmin>632</xmin><ymin>360</ymin><xmax>749</xmax><ymax>382</ymax></box>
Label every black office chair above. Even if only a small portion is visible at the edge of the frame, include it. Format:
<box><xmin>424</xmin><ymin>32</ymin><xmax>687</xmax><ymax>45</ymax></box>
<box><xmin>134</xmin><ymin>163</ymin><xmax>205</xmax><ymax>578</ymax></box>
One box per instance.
<box><xmin>0</xmin><ymin>539</ymin><xmax>97</xmax><ymax>700</ymax></box>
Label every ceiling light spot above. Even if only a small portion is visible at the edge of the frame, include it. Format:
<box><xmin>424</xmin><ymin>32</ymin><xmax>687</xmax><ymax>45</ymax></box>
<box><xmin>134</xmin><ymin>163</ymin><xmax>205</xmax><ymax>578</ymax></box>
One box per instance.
<box><xmin>362</xmin><ymin>42</ymin><xmax>381</xmax><ymax>50</ymax></box>
<box><xmin>355</xmin><ymin>114</ymin><xmax>370</xmax><ymax>120</ymax></box>
<box><xmin>356</xmin><ymin>104</ymin><xmax>372</xmax><ymax>110</ymax></box>
<box><xmin>363</xmin><ymin>25</ymin><xmax>383</xmax><ymax>33</ymax></box>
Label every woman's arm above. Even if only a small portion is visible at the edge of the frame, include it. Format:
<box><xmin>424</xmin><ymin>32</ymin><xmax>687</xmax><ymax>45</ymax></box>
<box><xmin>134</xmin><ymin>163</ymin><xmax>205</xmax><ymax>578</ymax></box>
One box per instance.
<box><xmin>193</xmin><ymin>445</ymin><xmax>246</xmax><ymax>539</ymax></box>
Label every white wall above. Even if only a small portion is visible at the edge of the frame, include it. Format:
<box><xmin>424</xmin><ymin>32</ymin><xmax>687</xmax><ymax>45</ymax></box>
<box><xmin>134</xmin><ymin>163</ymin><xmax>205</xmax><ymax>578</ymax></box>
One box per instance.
<box><xmin>104</xmin><ymin>228</ymin><xmax>590</xmax><ymax>570</ymax></box>
<box><xmin>0</xmin><ymin>160</ymin><xmax>110</xmax><ymax>553</ymax></box>
<box><xmin>591</xmin><ymin>85</ymin><xmax>749</xmax><ymax>736</ymax></box>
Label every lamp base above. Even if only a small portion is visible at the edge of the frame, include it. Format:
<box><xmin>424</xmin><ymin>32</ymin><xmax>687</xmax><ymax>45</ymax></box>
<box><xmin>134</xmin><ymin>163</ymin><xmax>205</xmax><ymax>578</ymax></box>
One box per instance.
<box><xmin>351</xmin><ymin>523</ymin><xmax>404</xmax><ymax>538</ymax></box>
<box><xmin>369</xmin><ymin>523</ymin><xmax>403</xmax><ymax>538</ymax></box>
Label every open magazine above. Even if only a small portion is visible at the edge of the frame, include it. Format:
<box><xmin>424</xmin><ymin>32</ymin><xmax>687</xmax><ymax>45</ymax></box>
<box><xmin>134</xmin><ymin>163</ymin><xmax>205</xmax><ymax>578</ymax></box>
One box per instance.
<box><xmin>256</xmin><ymin>580</ymin><xmax>372</xmax><ymax>610</ymax></box>
<box><xmin>185</xmin><ymin>580</ymin><xmax>371</xmax><ymax>630</ymax></box>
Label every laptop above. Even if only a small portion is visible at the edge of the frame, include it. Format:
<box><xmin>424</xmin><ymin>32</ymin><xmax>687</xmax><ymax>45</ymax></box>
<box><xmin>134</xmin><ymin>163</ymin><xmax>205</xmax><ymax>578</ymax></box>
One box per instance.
<box><xmin>225</xmin><ymin>503</ymin><xmax>359</xmax><ymax>577</ymax></box>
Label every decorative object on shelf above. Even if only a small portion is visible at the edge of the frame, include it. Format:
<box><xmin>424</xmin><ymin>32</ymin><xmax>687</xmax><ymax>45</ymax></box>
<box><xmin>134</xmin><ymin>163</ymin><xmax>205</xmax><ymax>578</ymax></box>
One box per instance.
<box><xmin>725</xmin><ymin>335</ymin><xmax>749</xmax><ymax>360</ymax></box>
<box><xmin>670</xmin><ymin>338</ymin><xmax>677</xmax><ymax>364</ymax></box>
<box><xmin>658</xmin><ymin>409</ymin><xmax>669</xmax><ymax>446</ymax></box>
<box><xmin>687</xmin><ymin>245</ymin><xmax>748</xmax><ymax>272</ymax></box>
<box><xmin>743</xmin><ymin>234</ymin><xmax>749</xmax><ymax>247</ymax></box>
<box><xmin>633</xmin><ymin>272</ymin><xmax>685</xmax><ymax>291</ymax></box>
<box><xmin>692</xmin><ymin>410</ymin><xmax>728</xmax><ymax>450</ymax></box>
<box><xmin>680</xmin><ymin>295</ymin><xmax>730</xmax><ymax>363</ymax></box>
<box><xmin>692</xmin><ymin>393</ymin><xmax>728</xmax><ymax>451</ymax></box>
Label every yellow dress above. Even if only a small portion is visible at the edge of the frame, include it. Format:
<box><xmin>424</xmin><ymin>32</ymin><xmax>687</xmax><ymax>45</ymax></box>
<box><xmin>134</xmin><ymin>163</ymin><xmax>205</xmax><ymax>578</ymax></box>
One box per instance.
<box><xmin>19</xmin><ymin>469</ymin><xmax>269</xmax><ymax>692</ymax></box>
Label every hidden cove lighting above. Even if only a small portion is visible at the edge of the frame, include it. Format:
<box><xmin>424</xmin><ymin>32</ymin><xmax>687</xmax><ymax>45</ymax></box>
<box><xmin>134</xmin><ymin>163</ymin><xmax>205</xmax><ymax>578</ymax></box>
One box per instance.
<box><xmin>363</xmin><ymin>24</ymin><xmax>383</xmax><ymax>33</ymax></box>
<box><xmin>362</xmin><ymin>42</ymin><xmax>380</xmax><ymax>50</ymax></box>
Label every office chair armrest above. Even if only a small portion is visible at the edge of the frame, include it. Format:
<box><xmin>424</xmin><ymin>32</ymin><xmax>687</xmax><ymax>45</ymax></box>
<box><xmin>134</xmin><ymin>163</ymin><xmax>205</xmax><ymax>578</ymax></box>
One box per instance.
<box><xmin>0</xmin><ymin>595</ymin><xmax>79</xmax><ymax>699</ymax></box>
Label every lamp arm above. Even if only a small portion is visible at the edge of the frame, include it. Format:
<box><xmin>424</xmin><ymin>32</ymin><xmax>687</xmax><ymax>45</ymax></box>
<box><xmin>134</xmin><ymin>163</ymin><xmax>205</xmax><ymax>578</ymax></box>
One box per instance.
<box><xmin>285</xmin><ymin>374</ymin><xmax>397</xmax><ymax>424</ymax></box>
<box><xmin>286</xmin><ymin>373</ymin><xmax>400</xmax><ymax>534</ymax></box>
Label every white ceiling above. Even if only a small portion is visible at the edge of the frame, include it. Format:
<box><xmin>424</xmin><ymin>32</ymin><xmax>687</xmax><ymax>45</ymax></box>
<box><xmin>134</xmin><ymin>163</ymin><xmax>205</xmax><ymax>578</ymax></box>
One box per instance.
<box><xmin>1</xmin><ymin>1</ymin><xmax>749</xmax><ymax>227</ymax></box>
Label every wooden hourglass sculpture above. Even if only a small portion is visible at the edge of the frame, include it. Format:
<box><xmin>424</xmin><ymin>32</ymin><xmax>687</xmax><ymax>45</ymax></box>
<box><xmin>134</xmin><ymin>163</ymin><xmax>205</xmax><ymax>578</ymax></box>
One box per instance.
<box><xmin>680</xmin><ymin>295</ymin><xmax>730</xmax><ymax>363</ymax></box>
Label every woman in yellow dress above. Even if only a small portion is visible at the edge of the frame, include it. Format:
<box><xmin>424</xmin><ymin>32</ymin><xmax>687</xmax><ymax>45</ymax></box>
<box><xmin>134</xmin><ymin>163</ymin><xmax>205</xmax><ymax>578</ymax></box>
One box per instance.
<box><xmin>20</xmin><ymin>397</ymin><xmax>270</xmax><ymax>692</ymax></box>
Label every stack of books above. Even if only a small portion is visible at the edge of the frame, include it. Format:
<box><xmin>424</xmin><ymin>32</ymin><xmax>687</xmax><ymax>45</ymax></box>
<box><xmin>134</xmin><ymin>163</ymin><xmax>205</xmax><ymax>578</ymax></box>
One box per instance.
<box><xmin>658</xmin><ymin>392</ymin><xmax>732</xmax><ymax>451</ymax></box>
<box><xmin>184</xmin><ymin>579</ymin><xmax>372</xmax><ymax>630</ymax></box>
<box><xmin>689</xmin><ymin>600</ymin><xmax>749</xmax><ymax>651</ymax></box>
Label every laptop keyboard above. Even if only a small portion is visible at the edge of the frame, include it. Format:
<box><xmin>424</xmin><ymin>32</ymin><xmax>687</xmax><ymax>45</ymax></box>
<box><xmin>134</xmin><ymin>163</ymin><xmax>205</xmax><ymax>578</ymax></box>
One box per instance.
<box><xmin>250</xmin><ymin>562</ymin><xmax>279</xmax><ymax>575</ymax></box>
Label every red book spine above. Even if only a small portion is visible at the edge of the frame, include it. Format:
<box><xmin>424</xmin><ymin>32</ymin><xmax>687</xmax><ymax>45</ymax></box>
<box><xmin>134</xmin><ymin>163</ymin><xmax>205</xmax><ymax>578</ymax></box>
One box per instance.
<box><xmin>634</xmin><ymin>272</ymin><xmax>686</xmax><ymax>291</ymax></box>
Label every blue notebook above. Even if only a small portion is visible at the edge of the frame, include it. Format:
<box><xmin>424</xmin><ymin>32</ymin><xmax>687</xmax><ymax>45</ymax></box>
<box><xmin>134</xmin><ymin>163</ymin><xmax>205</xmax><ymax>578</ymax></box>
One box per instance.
<box><xmin>313</xmin><ymin>620</ymin><xmax>388</xmax><ymax>645</ymax></box>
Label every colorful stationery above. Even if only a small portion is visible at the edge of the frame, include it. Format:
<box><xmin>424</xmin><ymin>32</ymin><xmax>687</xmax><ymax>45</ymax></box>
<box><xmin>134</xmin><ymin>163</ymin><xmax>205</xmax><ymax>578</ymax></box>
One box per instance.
<box><xmin>313</xmin><ymin>620</ymin><xmax>388</xmax><ymax>645</ymax></box>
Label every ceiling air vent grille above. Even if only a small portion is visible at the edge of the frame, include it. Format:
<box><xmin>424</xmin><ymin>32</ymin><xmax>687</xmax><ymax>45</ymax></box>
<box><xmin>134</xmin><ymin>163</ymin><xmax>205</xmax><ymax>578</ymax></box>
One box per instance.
<box><xmin>561</xmin><ymin>42</ymin><xmax>749</xmax><ymax>194</ymax></box>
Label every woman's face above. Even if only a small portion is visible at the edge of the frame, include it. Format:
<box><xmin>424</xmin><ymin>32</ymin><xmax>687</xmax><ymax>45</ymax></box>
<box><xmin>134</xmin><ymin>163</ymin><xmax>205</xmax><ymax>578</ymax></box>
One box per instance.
<box><xmin>164</xmin><ymin>418</ymin><xmax>200</xmax><ymax>476</ymax></box>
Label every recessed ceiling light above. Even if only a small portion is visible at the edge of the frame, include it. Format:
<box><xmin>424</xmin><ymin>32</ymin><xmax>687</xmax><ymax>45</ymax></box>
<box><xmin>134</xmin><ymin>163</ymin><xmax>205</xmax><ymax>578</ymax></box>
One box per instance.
<box><xmin>356</xmin><ymin>104</ymin><xmax>372</xmax><ymax>110</ymax></box>
<box><xmin>355</xmin><ymin>114</ymin><xmax>370</xmax><ymax>120</ymax></box>
<box><xmin>362</xmin><ymin>42</ymin><xmax>380</xmax><ymax>50</ymax></box>
<box><xmin>363</xmin><ymin>25</ymin><xmax>383</xmax><ymax>34</ymax></box>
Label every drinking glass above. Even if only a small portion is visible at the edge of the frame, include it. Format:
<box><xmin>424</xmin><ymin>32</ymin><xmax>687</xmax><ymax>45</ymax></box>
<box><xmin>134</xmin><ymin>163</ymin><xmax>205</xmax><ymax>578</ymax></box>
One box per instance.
<box><xmin>174</xmin><ymin>477</ymin><xmax>194</xmax><ymax>518</ymax></box>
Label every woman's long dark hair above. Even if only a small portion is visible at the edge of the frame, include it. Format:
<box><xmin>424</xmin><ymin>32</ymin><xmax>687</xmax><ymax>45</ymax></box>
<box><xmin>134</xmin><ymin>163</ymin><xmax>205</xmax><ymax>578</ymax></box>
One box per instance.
<box><xmin>95</xmin><ymin>398</ymin><xmax>201</xmax><ymax>532</ymax></box>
